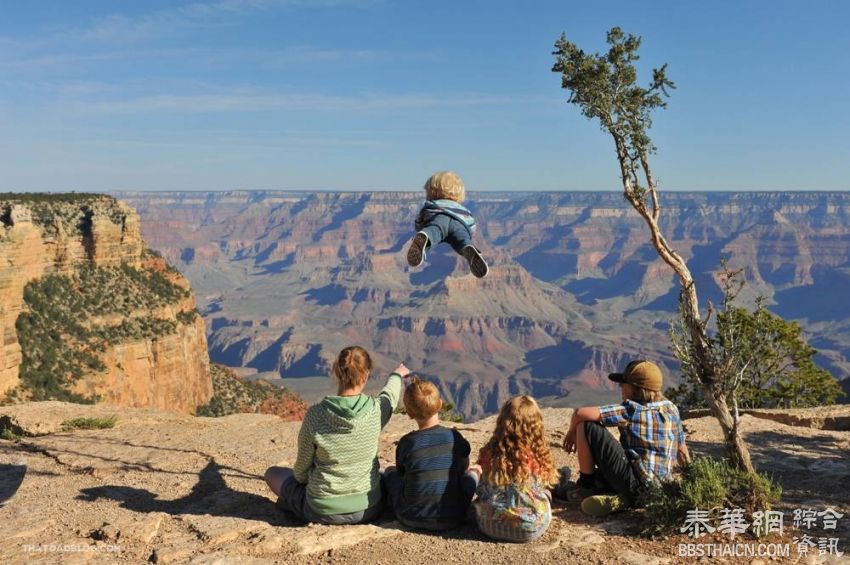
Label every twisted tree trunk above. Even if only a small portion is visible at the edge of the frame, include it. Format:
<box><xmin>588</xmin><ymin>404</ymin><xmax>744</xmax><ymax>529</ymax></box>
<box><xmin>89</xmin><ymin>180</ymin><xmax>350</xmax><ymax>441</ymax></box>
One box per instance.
<box><xmin>613</xmin><ymin>135</ymin><xmax>755</xmax><ymax>473</ymax></box>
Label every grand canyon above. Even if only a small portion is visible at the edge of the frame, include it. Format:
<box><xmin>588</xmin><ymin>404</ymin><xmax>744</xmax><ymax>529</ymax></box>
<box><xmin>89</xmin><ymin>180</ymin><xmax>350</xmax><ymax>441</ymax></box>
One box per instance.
<box><xmin>114</xmin><ymin>190</ymin><xmax>850</xmax><ymax>420</ymax></box>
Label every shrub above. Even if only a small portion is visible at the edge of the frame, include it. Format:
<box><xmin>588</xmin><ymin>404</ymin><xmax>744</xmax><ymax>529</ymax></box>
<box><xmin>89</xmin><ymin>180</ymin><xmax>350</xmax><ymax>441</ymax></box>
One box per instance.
<box><xmin>196</xmin><ymin>364</ymin><xmax>307</xmax><ymax>421</ymax></box>
<box><xmin>61</xmin><ymin>416</ymin><xmax>117</xmax><ymax>430</ymax></box>
<box><xmin>670</xmin><ymin>267</ymin><xmax>843</xmax><ymax>412</ymax></box>
<box><xmin>176</xmin><ymin>309</ymin><xmax>199</xmax><ymax>325</ymax></box>
<box><xmin>640</xmin><ymin>456</ymin><xmax>781</xmax><ymax>538</ymax></box>
<box><xmin>0</xmin><ymin>427</ymin><xmax>21</xmax><ymax>441</ymax></box>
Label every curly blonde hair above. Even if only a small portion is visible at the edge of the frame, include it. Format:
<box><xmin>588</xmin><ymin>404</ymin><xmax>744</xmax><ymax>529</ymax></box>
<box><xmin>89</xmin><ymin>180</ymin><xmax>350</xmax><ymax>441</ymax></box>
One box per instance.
<box><xmin>424</xmin><ymin>171</ymin><xmax>466</xmax><ymax>203</ymax></box>
<box><xmin>482</xmin><ymin>395</ymin><xmax>558</xmax><ymax>488</ymax></box>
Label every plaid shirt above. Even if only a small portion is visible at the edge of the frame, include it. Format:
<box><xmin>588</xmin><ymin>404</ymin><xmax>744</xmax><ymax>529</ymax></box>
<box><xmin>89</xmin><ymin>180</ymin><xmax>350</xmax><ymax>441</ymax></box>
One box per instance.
<box><xmin>598</xmin><ymin>399</ymin><xmax>685</xmax><ymax>481</ymax></box>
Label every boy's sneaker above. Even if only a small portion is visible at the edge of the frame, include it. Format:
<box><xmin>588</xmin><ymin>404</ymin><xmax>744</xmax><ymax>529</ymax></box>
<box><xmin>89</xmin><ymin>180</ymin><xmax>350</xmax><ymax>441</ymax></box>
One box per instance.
<box><xmin>580</xmin><ymin>494</ymin><xmax>627</xmax><ymax>517</ymax></box>
<box><xmin>407</xmin><ymin>232</ymin><xmax>429</xmax><ymax>267</ymax></box>
<box><xmin>552</xmin><ymin>467</ymin><xmax>573</xmax><ymax>500</ymax></box>
<box><xmin>564</xmin><ymin>486</ymin><xmax>597</xmax><ymax>506</ymax></box>
<box><xmin>461</xmin><ymin>246</ymin><xmax>488</xmax><ymax>278</ymax></box>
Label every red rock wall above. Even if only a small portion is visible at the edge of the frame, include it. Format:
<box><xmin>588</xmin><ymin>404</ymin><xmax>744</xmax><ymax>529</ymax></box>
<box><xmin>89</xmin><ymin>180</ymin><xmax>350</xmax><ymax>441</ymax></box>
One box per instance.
<box><xmin>0</xmin><ymin>198</ymin><xmax>212</xmax><ymax>413</ymax></box>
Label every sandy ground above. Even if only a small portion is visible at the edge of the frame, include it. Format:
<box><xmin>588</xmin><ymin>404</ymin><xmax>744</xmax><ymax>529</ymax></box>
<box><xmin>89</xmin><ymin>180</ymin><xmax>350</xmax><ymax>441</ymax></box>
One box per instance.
<box><xmin>1</xmin><ymin>402</ymin><xmax>849</xmax><ymax>564</ymax></box>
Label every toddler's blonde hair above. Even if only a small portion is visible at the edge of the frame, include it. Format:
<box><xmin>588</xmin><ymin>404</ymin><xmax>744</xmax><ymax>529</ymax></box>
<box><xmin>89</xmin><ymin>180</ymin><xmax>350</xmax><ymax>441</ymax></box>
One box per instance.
<box><xmin>424</xmin><ymin>171</ymin><xmax>466</xmax><ymax>203</ymax></box>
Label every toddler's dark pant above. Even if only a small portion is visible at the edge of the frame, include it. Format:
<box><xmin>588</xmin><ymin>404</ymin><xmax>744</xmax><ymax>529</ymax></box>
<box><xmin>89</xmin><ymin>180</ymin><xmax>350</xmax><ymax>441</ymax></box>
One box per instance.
<box><xmin>382</xmin><ymin>468</ymin><xmax>478</xmax><ymax>531</ymax></box>
<box><xmin>583</xmin><ymin>421</ymin><xmax>642</xmax><ymax>505</ymax></box>
<box><xmin>275</xmin><ymin>471</ymin><xmax>382</xmax><ymax>525</ymax></box>
<box><xmin>417</xmin><ymin>214</ymin><xmax>472</xmax><ymax>255</ymax></box>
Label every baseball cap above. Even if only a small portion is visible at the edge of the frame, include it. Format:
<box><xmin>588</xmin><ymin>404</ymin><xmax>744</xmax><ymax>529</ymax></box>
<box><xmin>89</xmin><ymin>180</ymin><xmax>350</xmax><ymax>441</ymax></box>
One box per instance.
<box><xmin>608</xmin><ymin>360</ymin><xmax>663</xmax><ymax>392</ymax></box>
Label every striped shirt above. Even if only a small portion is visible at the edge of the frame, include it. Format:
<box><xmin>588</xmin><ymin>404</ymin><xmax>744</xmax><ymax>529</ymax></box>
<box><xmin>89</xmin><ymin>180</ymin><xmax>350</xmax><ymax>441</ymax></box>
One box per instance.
<box><xmin>394</xmin><ymin>425</ymin><xmax>471</xmax><ymax>524</ymax></box>
<box><xmin>598</xmin><ymin>399</ymin><xmax>685</xmax><ymax>481</ymax></box>
<box><xmin>415</xmin><ymin>199</ymin><xmax>477</xmax><ymax>233</ymax></box>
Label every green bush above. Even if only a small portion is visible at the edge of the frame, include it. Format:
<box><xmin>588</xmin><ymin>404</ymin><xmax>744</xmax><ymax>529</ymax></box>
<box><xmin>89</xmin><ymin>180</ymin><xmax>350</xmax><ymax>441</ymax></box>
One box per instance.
<box><xmin>0</xmin><ymin>194</ymin><xmax>121</xmax><ymax>236</ymax></box>
<box><xmin>669</xmin><ymin>269</ymin><xmax>843</xmax><ymax>410</ymax></box>
<box><xmin>176</xmin><ymin>309</ymin><xmax>199</xmax><ymax>325</ymax></box>
<box><xmin>196</xmin><ymin>364</ymin><xmax>306</xmax><ymax>418</ymax></box>
<box><xmin>0</xmin><ymin>427</ymin><xmax>21</xmax><ymax>441</ymax></box>
<box><xmin>640</xmin><ymin>456</ymin><xmax>782</xmax><ymax>538</ymax></box>
<box><xmin>16</xmin><ymin>262</ymin><xmax>189</xmax><ymax>402</ymax></box>
<box><xmin>61</xmin><ymin>416</ymin><xmax>117</xmax><ymax>430</ymax></box>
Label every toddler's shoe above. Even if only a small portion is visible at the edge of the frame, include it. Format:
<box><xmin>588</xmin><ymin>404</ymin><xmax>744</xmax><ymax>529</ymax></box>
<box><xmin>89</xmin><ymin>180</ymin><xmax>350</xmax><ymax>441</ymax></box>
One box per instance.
<box><xmin>461</xmin><ymin>246</ymin><xmax>488</xmax><ymax>278</ymax></box>
<box><xmin>580</xmin><ymin>494</ymin><xmax>627</xmax><ymax>517</ymax></box>
<box><xmin>407</xmin><ymin>232</ymin><xmax>429</xmax><ymax>267</ymax></box>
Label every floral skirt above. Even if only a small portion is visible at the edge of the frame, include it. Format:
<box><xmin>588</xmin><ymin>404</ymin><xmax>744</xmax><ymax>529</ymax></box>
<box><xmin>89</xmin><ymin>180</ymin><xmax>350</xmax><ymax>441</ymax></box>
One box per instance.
<box><xmin>475</xmin><ymin>501</ymin><xmax>551</xmax><ymax>542</ymax></box>
<box><xmin>473</xmin><ymin>482</ymin><xmax>553</xmax><ymax>543</ymax></box>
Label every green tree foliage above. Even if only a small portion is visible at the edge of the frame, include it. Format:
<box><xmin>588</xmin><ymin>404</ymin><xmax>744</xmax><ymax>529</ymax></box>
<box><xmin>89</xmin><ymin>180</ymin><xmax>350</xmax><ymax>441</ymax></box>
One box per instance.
<box><xmin>552</xmin><ymin>27</ymin><xmax>674</xmax><ymax>199</ymax></box>
<box><xmin>669</xmin><ymin>269</ymin><xmax>843</xmax><ymax>410</ymax></box>
<box><xmin>15</xmin><ymin>263</ymin><xmax>190</xmax><ymax>402</ymax></box>
<box><xmin>552</xmin><ymin>28</ymin><xmax>756</xmax><ymax>472</ymax></box>
<box><xmin>197</xmin><ymin>364</ymin><xmax>307</xmax><ymax>419</ymax></box>
<box><xmin>0</xmin><ymin>194</ymin><xmax>122</xmax><ymax>236</ymax></box>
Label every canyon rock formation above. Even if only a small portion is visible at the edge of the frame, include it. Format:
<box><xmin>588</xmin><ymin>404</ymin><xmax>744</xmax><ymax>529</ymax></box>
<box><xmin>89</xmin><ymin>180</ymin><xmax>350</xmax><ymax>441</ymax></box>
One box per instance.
<box><xmin>0</xmin><ymin>196</ymin><xmax>212</xmax><ymax>413</ymax></box>
<box><xmin>117</xmin><ymin>191</ymin><xmax>850</xmax><ymax>419</ymax></box>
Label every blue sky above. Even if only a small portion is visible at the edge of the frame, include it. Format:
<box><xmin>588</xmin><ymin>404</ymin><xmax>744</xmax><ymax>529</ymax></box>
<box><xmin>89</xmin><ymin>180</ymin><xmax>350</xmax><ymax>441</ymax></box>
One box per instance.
<box><xmin>1</xmin><ymin>0</ymin><xmax>848</xmax><ymax>192</ymax></box>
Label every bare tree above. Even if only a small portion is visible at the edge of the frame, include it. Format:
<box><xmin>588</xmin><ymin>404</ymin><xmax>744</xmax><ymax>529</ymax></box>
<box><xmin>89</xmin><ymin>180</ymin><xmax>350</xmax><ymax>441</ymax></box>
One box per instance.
<box><xmin>552</xmin><ymin>28</ymin><xmax>754</xmax><ymax>472</ymax></box>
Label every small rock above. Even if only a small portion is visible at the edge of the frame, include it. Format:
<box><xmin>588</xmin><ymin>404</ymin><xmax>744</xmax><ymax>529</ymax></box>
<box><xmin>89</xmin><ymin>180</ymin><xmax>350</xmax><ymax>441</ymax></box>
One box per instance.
<box><xmin>188</xmin><ymin>555</ymin><xmax>275</xmax><ymax>565</ymax></box>
<box><xmin>89</xmin><ymin>523</ymin><xmax>120</xmax><ymax>541</ymax></box>
<box><xmin>620</xmin><ymin>550</ymin><xmax>670</xmax><ymax>565</ymax></box>
<box><xmin>122</xmin><ymin>512</ymin><xmax>166</xmax><ymax>544</ymax></box>
<box><xmin>180</xmin><ymin>516</ymin><xmax>269</xmax><ymax>547</ymax></box>
<box><xmin>294</xmin><ymin>523</ymin><xmax>403</xmax><ymax>555</ymax></box>
<box><xmin>149</xmin><ymin>534</ymin><xmax>198</xmax><ymax>564</ymax></box>
<box><xmin>250</xmin><ymin>532</ymin><xmax>288</xmax><ymax>554</ymax></box>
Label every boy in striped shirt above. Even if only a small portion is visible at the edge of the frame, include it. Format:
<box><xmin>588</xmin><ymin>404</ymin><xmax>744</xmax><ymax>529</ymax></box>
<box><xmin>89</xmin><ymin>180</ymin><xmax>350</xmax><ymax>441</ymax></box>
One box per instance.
<box><xmin>382</xmin><ymin>378</ymin><xmax>478</xmax><ymax>530</ymax></box>
<box><xmin>559</xmin><ymin>360</ymin><xmax>690</xmax><ymax>517</ymax></box>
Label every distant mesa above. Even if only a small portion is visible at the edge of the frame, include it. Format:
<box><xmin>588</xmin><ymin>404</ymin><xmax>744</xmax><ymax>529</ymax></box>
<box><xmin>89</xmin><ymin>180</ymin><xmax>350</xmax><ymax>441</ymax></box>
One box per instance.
<box><xmin>0</xmin><ymin>193</ymin><xmax>212</xmax><ymax>413</ymax></box>
<box><xmin>113</xmin><ymin>190</ymin><xmax>850</xmax><ymax>419</ymax></box>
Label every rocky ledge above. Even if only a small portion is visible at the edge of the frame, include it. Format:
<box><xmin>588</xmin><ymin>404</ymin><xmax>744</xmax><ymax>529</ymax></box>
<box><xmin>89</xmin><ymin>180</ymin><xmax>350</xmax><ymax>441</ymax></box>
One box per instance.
<box><xmin>1</xmin><ymin>402</ymin><xmax>848</xmax><ymax>564</ymax></box>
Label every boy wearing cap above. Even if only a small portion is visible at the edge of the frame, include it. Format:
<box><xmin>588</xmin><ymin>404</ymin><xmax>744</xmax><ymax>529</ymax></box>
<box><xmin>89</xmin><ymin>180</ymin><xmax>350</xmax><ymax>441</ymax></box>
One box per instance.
<box><xmin>558</xmin><ymin>360</ymin><xmax>690</xmax><ymax>517</ymax></box>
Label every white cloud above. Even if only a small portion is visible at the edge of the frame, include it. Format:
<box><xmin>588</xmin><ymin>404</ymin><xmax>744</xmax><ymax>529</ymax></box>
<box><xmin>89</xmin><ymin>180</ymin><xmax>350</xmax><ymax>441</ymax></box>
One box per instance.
<box><xmin>68</xmin><ymin>91</ymin><xmax>514</xmax><ymax>115</ymax></box>
<box><xmin>78</xmin><ymin>0</ymin><xmax>377</xmax><ymax>44</ymax></box>
<box><xmin>0</xmin><ymin>0</ymin><xmax>380</xmax><ymax>51</ymax></box>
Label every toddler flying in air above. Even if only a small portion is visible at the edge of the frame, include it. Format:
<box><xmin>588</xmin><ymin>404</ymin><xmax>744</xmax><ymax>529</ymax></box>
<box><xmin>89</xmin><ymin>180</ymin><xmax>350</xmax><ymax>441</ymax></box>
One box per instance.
<box><xmin>406</xmin><ymin>171</ymin><xmax>488</xmax><ymax>278</ymax></box>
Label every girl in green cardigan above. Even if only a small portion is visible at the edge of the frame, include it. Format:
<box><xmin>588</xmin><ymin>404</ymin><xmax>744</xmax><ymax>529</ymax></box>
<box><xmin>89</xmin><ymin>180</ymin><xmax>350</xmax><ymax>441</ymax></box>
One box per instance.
<box><xmin>264</xmin><ymin>346</ymin><xmax>407</xmax><ymax>524</ymax></box>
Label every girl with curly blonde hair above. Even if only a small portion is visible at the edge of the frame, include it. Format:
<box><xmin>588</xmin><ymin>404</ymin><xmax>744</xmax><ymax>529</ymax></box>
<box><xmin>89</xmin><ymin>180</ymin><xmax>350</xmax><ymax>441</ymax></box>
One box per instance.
<box><xmin>472</xmin><ymin>395</ymin><xmax>558</xmax><ymax>542</ymax></box>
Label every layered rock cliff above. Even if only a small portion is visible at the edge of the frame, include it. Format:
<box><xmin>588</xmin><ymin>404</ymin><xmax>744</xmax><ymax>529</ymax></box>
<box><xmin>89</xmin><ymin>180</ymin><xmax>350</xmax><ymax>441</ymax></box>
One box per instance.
<box><xmin>116</xmin><ymin>191</ymin><xmax>850</xmax><ymax>419</ymax></box>
<box><xmin>0</xmin><ymin>195</ymin><xmax>212</xmax><ymax>413</ymax></box>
